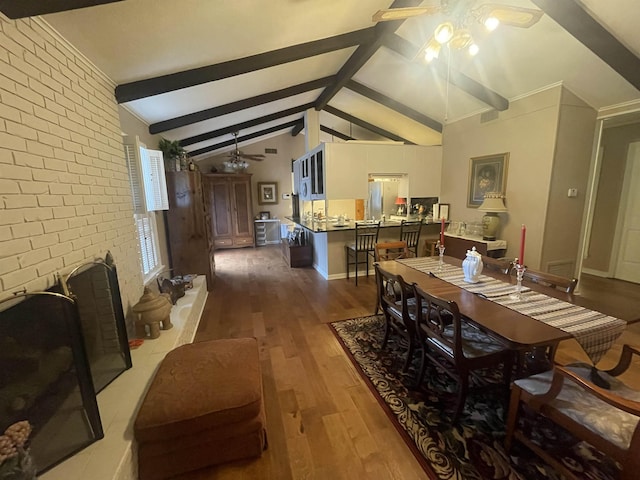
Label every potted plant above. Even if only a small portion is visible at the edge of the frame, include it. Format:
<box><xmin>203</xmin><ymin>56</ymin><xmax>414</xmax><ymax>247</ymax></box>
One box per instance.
<box><xmin>158</xmin><ymin>138</ymin><xmax>186</xmax><ymax>171</ymax></box>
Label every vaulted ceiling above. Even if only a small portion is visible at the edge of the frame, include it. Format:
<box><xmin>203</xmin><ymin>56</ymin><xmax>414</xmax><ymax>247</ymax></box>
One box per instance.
<box><xmin>4</xmin><ymin>0</ymin><xmax>639</xmax><ymax>160</ymax></box>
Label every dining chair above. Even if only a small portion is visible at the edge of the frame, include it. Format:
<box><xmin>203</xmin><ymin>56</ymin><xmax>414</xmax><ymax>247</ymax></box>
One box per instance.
<box><xmin>505</xmin><ymin>344</ymin><xmax>640</xmax><ymax>480</ymax></box>
<box><xmin>373</xmin><ymin>241</ymin><xmax>413</xmax><ymax>314</ymax></box>
<box><xmin>345</xmin><ymin>221</ymin><xmax>380</xmax><ymax>285</ymax></box>
<box><xmin>482</xmin><ymin>256</ymin><xmax>511</xmax><ymax>275</ymax></box>
<box><xmin>374</xmin><ymin>264</ymin><xmax>418</xmax><ymax>373</ymax></box>
<box><xmin>412</xmin><ymin>283</ymin><xmax>514</xmax><ymax>423</ymax></box>
<box><xmin>512</xmin><ymin>265</ymin><xmax>578</xmax><ymax>294</ymax></box>
<box><xmin>374</xmin><ymin>240</ymin><xmax>412</xmax><ymax>262</ymax></box>
<box><xmin>400</xmin><ymin>219</ymin><xmax>423</xmax><ymax>257</ymax></box>
<box><xmin>511</xmin><ymin>266</ymin><xmax>579</xmax><ymax>373</ymax></box>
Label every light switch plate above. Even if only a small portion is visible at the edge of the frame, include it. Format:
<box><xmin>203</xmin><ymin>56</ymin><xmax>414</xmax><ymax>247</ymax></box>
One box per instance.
<box><xmin>568</xmin><ymin>188</ymin><xmax>578</xmax><ymax>197</ymax></box>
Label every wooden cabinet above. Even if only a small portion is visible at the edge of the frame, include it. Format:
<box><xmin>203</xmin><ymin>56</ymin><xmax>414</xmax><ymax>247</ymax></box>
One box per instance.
<box><xmin>443</xmin><ymin>233</ymin><xmax>507</xmax><ymax>260</ymax></box>
<box><xmin>165</xmin><ymin>171</ymin><xmax>215</xmax><ymax>290</ymax></box>
<box><xmin>202</xmin><ymin>173</ymin><xmax>255</xmax><ymax>249</ymax></box>
<box><xmin>281</xmin><ymin>240</ymin><xmax>313</xmax><ymax>268</ymax></box>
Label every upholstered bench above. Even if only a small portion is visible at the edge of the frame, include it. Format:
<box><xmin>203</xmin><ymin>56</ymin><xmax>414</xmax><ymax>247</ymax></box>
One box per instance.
<box><xmin>134</xmin><ymin>338</ymin><xmax>266</xmax><ymax>480</ymax></box>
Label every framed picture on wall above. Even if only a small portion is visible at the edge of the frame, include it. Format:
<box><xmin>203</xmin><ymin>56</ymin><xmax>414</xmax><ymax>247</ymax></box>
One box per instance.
<box><xmin>467</xmin><ymin>153</ymin><xmax>509</xmax><ymax>207</ymax></box>
<box><xmin>258</xmin><ymin>182</ymin><xmax>278</xmax><ymax>205</ymax></box>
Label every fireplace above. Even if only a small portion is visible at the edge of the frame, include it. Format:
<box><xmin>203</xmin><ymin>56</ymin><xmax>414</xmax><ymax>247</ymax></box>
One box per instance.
<box><xmin>0</xmin><ymin>256</ymin><xmax>132</xmax><ymax>475</ymax></box>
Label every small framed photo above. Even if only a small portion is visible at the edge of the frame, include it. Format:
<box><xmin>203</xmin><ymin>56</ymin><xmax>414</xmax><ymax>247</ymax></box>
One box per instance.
<box><xmin>258</xmin><ymin>182</ymin><xmax>278</xmax><ymax>205</ymax></box>
<box><xmin>438</xmin><ymin>203</ymin><xmax>450</xmax><ymax>221</ymax></box>
<box><xmin>259</xmin><ymin>211</ymin><xmax>270</xmax><ymax>220</ymax></box>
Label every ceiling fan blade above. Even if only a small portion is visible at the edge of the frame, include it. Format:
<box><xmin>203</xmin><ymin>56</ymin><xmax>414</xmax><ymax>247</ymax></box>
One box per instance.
<box><xmin>372</xmin><ymin>6</ymin><xmax>441</xmax><ymax>22</ymax></box>
<box><xmin>475</xmin><ymin>4</ymin><xmax>543</xmax><ymax>28</ymax></box>
<box><xmin>241</xmin><ymin>154</ymin><xmax>266</xmax><ymax>161</ymax></box>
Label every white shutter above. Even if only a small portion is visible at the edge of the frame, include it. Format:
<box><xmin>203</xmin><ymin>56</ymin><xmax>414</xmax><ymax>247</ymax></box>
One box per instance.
<box><xmin>124</xmin><ymin>138</ymin><xmax>168</xmax><ymax>213</ymax></box>
<box><xmin>140</xmin><ymin>147</ymin><xmax>169</xmax><ymax>211</ymax></box>
<box><xmin>125</xmin><ymin>143</ymin><xmax>145</xmax><ymax>214</ymax></box>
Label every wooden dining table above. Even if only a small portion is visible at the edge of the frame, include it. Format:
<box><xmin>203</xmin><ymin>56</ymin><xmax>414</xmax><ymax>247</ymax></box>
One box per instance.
<box><xmin>376</xmin><ymin>256</ymin><xmax>625</xmax><ymax>355</ymax></box>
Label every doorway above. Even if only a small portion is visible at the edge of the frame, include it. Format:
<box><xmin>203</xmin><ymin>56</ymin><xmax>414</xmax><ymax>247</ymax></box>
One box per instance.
<box><xmin>580</xmin><ymin>113</ymin><xmax>640</xmax><ymax>285</ymax></box>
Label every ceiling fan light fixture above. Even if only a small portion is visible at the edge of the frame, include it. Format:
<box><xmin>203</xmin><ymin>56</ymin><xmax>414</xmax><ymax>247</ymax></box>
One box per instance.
<box><xmin>484</xmin><ymin>16</ymin><xmax>500</xmax><ymax>31</ymax></box>
<box><xmin>468</xmin><ymin>43</ymin><xmax>479</xmax><ymax>56</ymax></box>
<box><xmin>434</xmin><ymin>22</ymin><xmax>454</xmax><ymax>44</ymax></box>
<box><xmin>450</xmin><ymin>29</ymin><xmax>473</xmax><ymax>50</ymax></box>
<box><xmin>424</xmin><ymin>38</ymin><xmax>441</xmax><ymax>63</ymax></box>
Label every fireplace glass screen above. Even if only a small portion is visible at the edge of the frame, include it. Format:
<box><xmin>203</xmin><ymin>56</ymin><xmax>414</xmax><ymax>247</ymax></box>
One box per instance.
<box><xmin>0</xmin><ymin>292</ymin><xmax>103</xmax><ymax>474</ymax></box>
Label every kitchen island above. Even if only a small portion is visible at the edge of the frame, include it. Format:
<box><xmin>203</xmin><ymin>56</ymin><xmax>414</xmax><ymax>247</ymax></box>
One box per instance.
<box><xmin>286</xmin><ymin>217</ymin><xmax>443</xmax><ymax>279</ymax></box>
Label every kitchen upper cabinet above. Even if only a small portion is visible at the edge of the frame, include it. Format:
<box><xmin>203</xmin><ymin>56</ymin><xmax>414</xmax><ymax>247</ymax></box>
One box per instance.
<box><xmin>202</xmin><ymin>173</ymin><xmax>254</xmax><ymax>249</ymax></box>
<box><xmin>165</xmin><ymin>171</ymin><xmax>215</xmax><ymax>290</ymax></box>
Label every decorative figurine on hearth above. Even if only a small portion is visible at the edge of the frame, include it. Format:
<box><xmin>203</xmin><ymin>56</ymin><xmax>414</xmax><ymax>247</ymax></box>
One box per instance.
<box><xmin>133</xmin><ymin>287</ymin><xmax>173</xmax><ymax>339</ymax></box>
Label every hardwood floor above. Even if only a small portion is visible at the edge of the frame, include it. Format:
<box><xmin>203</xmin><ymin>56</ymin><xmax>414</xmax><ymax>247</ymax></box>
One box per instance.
<box><xmin>184</xmin><ymin>246</ymin><xmax>640</xmax><ymax>479</ymax></box>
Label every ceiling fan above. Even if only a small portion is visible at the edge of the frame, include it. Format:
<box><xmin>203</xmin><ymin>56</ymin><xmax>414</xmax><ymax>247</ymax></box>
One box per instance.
<box><xmin>226</xmin><ymin>132</ymin><xmax>265</xmax><ymax>163</ymax></box>
<box><xmin>373</xmin><ymin>0</ymin><xmax>543</xmax><ymax>60</ymax></box>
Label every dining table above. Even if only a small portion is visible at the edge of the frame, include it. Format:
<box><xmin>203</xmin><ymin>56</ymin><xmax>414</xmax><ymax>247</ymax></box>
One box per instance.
<box><xmin>376</xmin><ymin>256</ymin><xmax>629</xmax><ymax>369</ymax></box>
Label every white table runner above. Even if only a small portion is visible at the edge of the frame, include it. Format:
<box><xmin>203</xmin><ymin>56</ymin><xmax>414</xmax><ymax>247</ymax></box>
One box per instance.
<box><xmin>397</xmin><ymin>257</ymin><xmax>626</xmax><ymax>365</ymax></box>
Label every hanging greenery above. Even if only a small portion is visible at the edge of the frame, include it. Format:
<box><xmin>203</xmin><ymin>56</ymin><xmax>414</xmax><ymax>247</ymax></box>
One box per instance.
<box><xmin>158</xmin><ymin>137</ymin><xmax>186</xmax><ymax>160</ymax></box>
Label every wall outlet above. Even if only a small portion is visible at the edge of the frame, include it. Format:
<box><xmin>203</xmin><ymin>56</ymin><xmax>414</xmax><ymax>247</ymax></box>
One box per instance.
<box><xmin>567</xmin><ymin>188</ymin><xmax>578</xmax><ymax>197</ymax></box>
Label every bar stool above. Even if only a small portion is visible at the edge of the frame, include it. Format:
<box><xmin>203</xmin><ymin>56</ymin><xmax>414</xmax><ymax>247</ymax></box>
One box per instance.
<box><xmin>400</xmin><ymin>219</ymin><xmax>423</xmax><ymax>257</ymax></box>
<box><xmin>345</xmin><ymin>221</ymin><xmax>380</xmax><ymax>285</ymax></box>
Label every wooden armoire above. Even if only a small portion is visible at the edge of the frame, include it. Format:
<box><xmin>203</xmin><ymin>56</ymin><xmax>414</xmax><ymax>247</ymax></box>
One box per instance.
<box><xmin>202</xmin><ymin>173</ymin><xmax>255</xmax><ymax>249</ymax></box>
<box><xmin>165</xmin><ymin>170</ymin><xmax>215</xmax><ymax>290</ymax></box>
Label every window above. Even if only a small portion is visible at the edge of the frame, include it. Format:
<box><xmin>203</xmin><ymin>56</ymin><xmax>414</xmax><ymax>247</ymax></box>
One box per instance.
<box><xmin>124</xmin><ymin>137</ymin><xmax>168</xmax><ymax>283</ymax></box>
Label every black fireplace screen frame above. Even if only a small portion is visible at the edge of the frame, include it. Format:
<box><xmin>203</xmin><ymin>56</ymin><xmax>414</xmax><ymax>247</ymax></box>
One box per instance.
<box><xmin>64</xmin><ymin>260</ymin><xmax>132</xmax><ymax>393</ymax></box>
<box><xmin>0</xmin><ymin>291</ymin><xmax>104</xmax><ymax>475</ymax></box>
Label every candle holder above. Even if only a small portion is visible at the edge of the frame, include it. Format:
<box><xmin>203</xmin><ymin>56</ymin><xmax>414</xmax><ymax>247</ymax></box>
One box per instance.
<box><xmin>510</xmin><ymin>260</ymin><xmax>526</xmax><ymax>301</ymax></box>
<box><xmin>437</xmin><ymin>243</ymin><xmax>446</xmax><ymax>272</ymax></box>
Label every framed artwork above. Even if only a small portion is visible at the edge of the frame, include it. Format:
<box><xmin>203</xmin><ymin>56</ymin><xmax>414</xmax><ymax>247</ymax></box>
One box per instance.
<box><xmin>467</xmin><ymin>153</ymin><xmax>509</xmax><ymax>207</ymax></box>
<box><xmin>259</xmin><ymin>211</ymin><xmax>270</xmax><ymax>220</ymax></box>
<box><xmin>258</xmin><ymin>182</ymin><xmax>278</xmax><ymax>205</ymax></box>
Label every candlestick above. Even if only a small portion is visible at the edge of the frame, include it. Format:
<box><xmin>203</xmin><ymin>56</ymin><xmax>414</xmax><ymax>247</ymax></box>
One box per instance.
<box><xmin>510</xmin><ymin>261</ymin><xmax>526</xmax><ymax>300</ymax></box>
<box><xmin>519</xmin><ymin>224</ymin><xmax>526</xmax><ymax>266</ymax></box>
<box><xmin>437</xmin><ymin>242</ymin><xmax>445</xmax><ymax>272</ymax></box>
<box><xmin>440</xmin><ymin>217</ymin><xmax>445</xmax><ymax>246</ymax></box>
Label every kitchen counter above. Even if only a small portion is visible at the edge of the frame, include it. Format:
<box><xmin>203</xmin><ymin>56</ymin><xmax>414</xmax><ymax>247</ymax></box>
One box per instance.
<box><xmin>285</xmin><ymin>216</ymin><xmax>443</xmax><ymax>279</ymax></box>
<box><xmin>287</xmin><ymin>216</ymin><xmax>439</xmax><ymax>233</ymax></box>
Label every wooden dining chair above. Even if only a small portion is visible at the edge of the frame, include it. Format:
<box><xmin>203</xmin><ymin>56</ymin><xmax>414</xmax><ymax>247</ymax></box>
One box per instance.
<box><xmin>345</xmin><ymin>221</ymin><xmax>380</xmax><ymax>285</ymax></box>
<box><xmin>512</xmin><ymin>265</ymin><xmax>578</xmax><ymax>294</ymax></box>
<box><xmin>505</xmin><ymin>344</ymin><xmax>640</xmax><ymax>480</ymax></box>
<box><xmin>374</xmin><ymin>240</ymin><xmax>412</xmax><ymax>261</ymax></box>
<box><xmin>400</xmin><ymin>219</ymin><xmax>423</xmax><ymax>257</ymax></box>
<box><xmin>482</xmin><ymin>256</ymin><xmax>511</xmax><ymax>275</ymax></box>
<box><xmin>511</xmin><ymin>266</ymin><xmax>579</xmax><ymax>373</ymax></box>
<box><xmin>412</xmin><ymin>283</ymin><xmax>514</xmax><ymax>423</ymax></box>
<box><xmin>374</xmin><ymin>264</ymin><xmax>418</xmax><ymax>373</ymax></box>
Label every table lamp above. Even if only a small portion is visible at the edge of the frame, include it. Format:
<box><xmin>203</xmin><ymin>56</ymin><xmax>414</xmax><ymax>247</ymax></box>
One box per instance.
<box><xmin>395</xmin><ymin>197</ymin><xmax>407</xmax><ymax>215</ymax></box>
<box><xmin>478</xmin><ymin>192</ymin><xmax>507</xmax><ymax>240</ymax></box>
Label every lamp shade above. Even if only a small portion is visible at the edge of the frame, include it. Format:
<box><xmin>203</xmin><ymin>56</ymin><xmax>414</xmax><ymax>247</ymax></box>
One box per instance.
<box><xmin>478</xmin><ymin>193</ymin><xmax>507</xmax><ymax>212</ymax></box>
<box><xmin>395</xmin><ymin>197</ymin><xmax>407</xmax><ymax>205</ymax></box>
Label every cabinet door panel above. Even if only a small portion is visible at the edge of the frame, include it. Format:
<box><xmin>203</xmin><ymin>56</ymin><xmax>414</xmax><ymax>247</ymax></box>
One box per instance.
<box><xmin>231</xmin><ymin>180</ymin><xmax>253</xmax><ymax>237</ymax></box>
<box><xmin>210</xmin><ymin>181</ymin><xmax>233</xmax><ymax>238</ymax></box>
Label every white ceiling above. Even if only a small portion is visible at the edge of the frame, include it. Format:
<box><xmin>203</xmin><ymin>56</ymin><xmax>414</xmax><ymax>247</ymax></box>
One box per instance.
<box><xmin>37</xmin><ymin>0</ymin><xmax>640</xmax><ymax>159</ymax></box>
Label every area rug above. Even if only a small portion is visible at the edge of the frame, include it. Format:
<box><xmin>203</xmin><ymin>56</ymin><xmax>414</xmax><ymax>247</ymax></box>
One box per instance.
<box><xmin>330</xmin><ymin>314</ymin><xmax>619</xmax><ymax>480</ymax></box>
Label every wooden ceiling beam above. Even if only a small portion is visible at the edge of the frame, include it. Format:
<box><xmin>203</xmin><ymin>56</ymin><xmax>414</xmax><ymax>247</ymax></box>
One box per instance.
<box><xmin>291</xmin><ymin>122</ymin><xmax>305</xmax><ymax>136</ymax></box>
<box><xmin>346</xmin><ymin>80</ymin><xmax>442</xmax><ymax>132</ymax></box>
<box><xmin>0</xmin><ymin>0</ymin><xmax>123</xmax><ymax>18</ymax></box>
<box><xmin>188</xmin><ymin>120</ymin><xmax>303</xmax><ymax>158</ymax></box>
<box><xmin>324</xmin><ymin>105</ymin><xmax>413</xmax><ymax>144</ymax></box>
<box><xmin>320</xmin><ymin>125</ymin><xmax>355</xmax><ymax>141</ymax></box>
<box><xmin>531</xmin><ymin>0</ymin><xmax>640</xmax><ymax>91</ymax></box>
<box><xmin>150</xmin><ymin>76</ymin><xmax>334</xmax><ymax>134</ymax></box>
<box><xmin>314</xmin><ymin>0</ymin><xmax>423</xmax><ymax>110</ymax></box>
<box><xmin>180</xmin><ymin>103</ymin><xmax>315</xmax><ymax>147</ymax></box>
<box><xmin>116</xmin><ymin>29</ymin><xmax>375</xmax><ymax>103</ymax></box>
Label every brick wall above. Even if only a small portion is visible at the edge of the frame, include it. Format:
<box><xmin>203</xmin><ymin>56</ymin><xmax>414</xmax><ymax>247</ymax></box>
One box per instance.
<box><xmin>0</xmin><ymin>15</ymin><xmax>143</xmax><ymax>323</ymax></box>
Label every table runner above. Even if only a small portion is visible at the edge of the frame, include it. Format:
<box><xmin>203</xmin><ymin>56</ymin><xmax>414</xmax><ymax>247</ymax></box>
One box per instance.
<box><xmin>397</xmin><ymin>257</ymin><xmax>626</xmax><ymax>365</ymax></box>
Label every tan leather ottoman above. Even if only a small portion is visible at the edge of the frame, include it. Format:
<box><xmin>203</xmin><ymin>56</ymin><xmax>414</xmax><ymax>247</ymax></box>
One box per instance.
<box><xmin>134</xmin><ymin>338</ymin><xmax>266</xmax><ymax>480</ymax></box>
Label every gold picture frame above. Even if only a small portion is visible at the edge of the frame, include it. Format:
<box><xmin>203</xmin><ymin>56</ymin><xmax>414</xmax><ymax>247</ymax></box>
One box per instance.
<box><xmin>258</xmin><ymin>182</ymin><xmax>278</xmax><ymax>205</ymax></box>
<box><xmin>467</xmin><ymin>153</ymin><xmax>509</xmax><ymax>207</ymax></box>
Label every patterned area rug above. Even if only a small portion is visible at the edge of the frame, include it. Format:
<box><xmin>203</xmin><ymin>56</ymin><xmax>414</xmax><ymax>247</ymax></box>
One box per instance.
<box><xmin>330</xmin><ymin>314</ymin><xmax>619</xmax><ymax>480</ymax></box>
